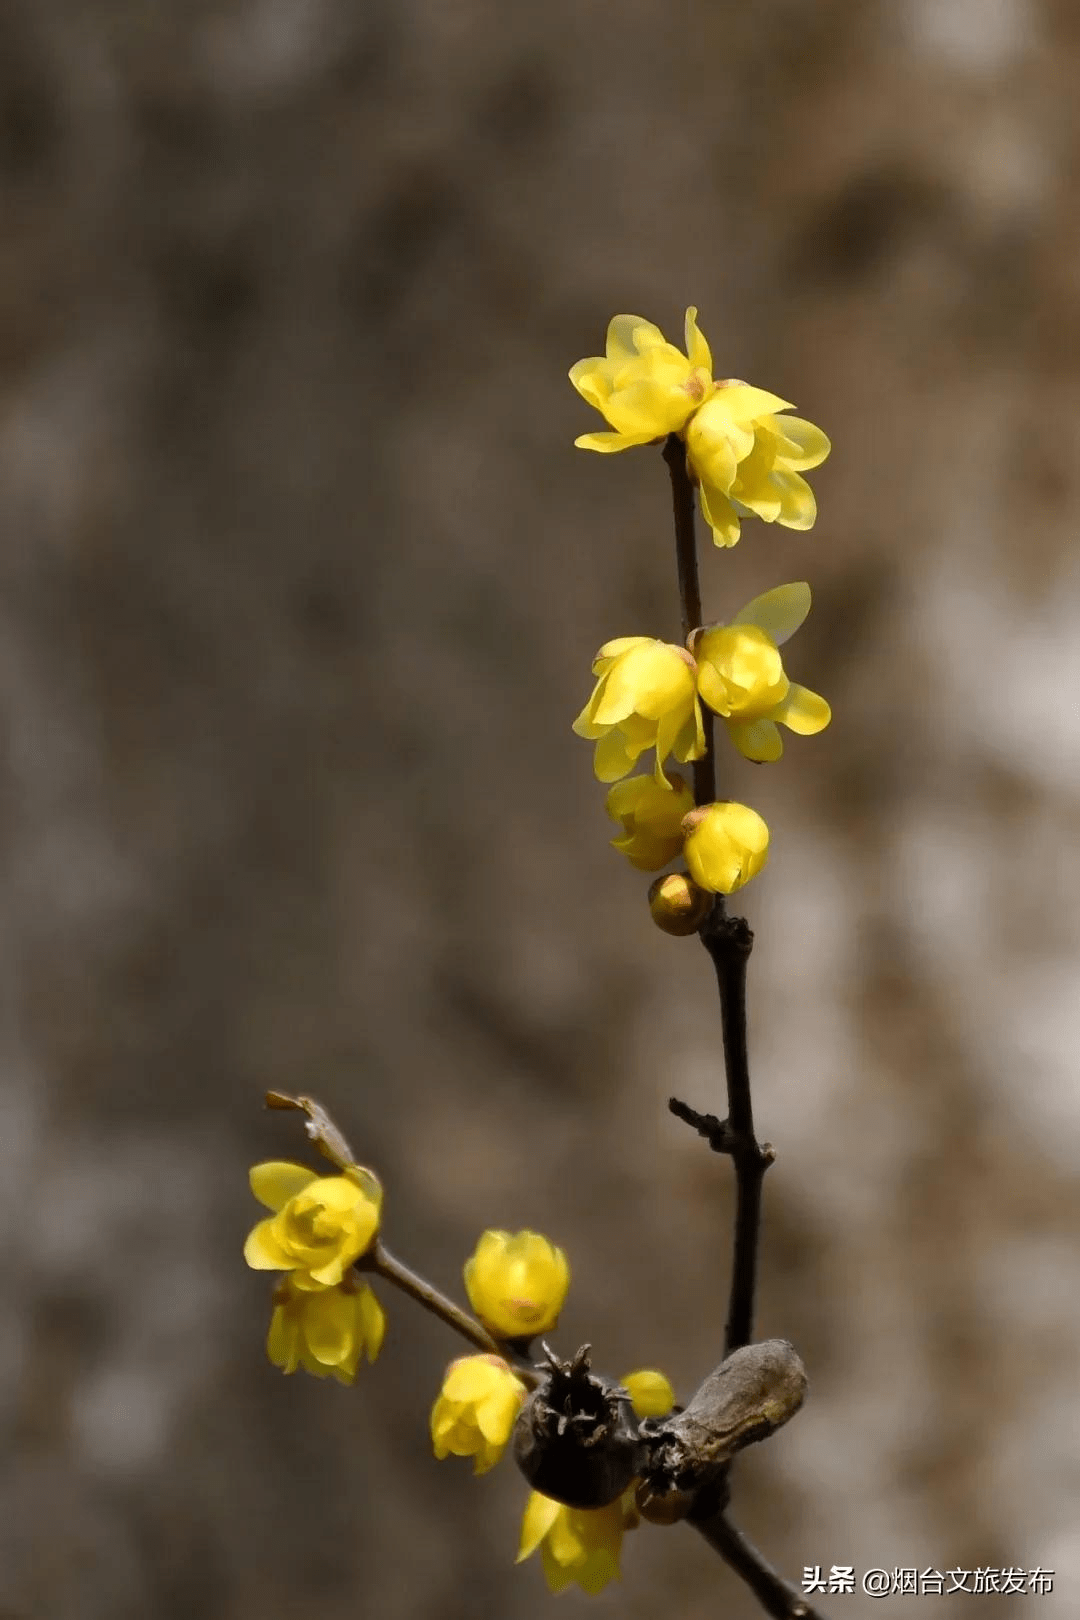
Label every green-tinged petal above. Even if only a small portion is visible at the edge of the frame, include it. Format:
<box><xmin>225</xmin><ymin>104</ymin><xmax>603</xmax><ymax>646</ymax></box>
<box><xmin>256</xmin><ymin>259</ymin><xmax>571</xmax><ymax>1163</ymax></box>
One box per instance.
<box><xmin>621</xmin><ymin>1368</ymin><xmax>676</xmax><ymax>1418</ymax></box>
<box><xmin>519</xmin><ymin>1493</ymin><xmax>562</xmax><ymax>1562</ymax></box>
<box><xmin>699</xmin><ymin>482</ymin><xmax>742</xmax><ymax>547</ymax></box>
<box><xmin>244</xmin><ymin>1219</ymin><xmax>295</xmax><ymax>1271</ymax></box>
<box><xmin>249</xmin><ymin>1161</ymin><xmax>318</xmax><ymax>1212</ymax></box>
<box><xmin>713</xmin><ymin>383</ymin><xmax>792</xmax><ymax>422</ymax></box>
<box><xmin>734</xmin><ymin>582</ymin><xmax>811</xmax><ymax>645</ymax></box>
<box><xmin>606</xmin><ymin>314</ymin><xmax>668</xmax><ymax>361</ymax></box>
<box><xmin>574</xmin><ymin>430</ymin><xmax>656</xmax><ymax>452</ymax></box>
<box><xmin>684</xmin><ymin>306</ymin><xmax>712</xmax><ymax>374</ymax></box>
<box><xmin>775</xmin><ymin>683</ymin><xmax>831</xmax><ymax>735</ymax></box>
<box><xmin>727</xmin><ymin>718</ymin><xmax>784</xmax><ymax>762</ymax></box>
<box><xmin>771</xmin><ymin>415</ymin><xmax>831</xmax><ymax>469</ymax></box>
<box><xmin>772</xmin><ymin>470</ymin><xmax>818</xmax><ymax>530</ymax></box>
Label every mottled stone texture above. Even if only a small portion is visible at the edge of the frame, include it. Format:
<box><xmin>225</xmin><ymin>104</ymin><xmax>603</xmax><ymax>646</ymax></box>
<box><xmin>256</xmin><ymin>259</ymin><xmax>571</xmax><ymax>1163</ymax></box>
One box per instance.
<box><xmin>1</xmin><ymin>1</ymin><xmax>1077</xmax><ymax>1616</ymax></box>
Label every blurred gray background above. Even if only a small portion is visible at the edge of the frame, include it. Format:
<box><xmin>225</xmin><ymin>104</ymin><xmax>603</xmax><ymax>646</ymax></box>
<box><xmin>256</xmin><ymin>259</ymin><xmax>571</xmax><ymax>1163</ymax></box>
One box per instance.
<box><xmin>2</xmin><ymin>1</ymin><xmax>1078</xmax><ymax>1616</ymax></box>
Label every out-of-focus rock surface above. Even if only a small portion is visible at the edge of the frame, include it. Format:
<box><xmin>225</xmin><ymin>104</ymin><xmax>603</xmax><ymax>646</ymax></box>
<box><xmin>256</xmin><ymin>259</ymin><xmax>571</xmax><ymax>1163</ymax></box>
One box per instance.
<box><xmin>1</xmin><ymin>1</ymin><xmax>1077</xmax><ymax>1615</ymax></box>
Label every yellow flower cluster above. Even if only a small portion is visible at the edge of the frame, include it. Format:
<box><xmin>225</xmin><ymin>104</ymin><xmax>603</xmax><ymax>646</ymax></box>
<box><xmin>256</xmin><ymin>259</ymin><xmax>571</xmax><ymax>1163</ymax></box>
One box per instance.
<box><xmin>570</xmin><ymin>309</ymin><xmax>833</xmax><ymax>908</ymax></box>
<box><xmin>244</xmin><ymin>1159</ymin><xmax>386</xmax><ymax>1383</ymax></box>
<box><xmin>570</xmin><ymin>307</ymin><xmax>830</xmax><ymax>549</ymax></box>
<box><xmin>423</xmin><ymin>1230</ymin><xmax>676</xmax><ymax>1591</ymax></box>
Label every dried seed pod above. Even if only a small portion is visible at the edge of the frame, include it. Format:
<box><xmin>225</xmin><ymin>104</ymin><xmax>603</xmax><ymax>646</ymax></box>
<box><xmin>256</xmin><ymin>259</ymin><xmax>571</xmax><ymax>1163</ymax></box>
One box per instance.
<box><xmin>512</xmin><ymin>1344</ymin><xmax>646</xmax><ymax>1510</ymax></box>
<box><xmin>637</xmin><ymin>1339</ymin><xmax>807</xmax><ymax>1524</ymax></box>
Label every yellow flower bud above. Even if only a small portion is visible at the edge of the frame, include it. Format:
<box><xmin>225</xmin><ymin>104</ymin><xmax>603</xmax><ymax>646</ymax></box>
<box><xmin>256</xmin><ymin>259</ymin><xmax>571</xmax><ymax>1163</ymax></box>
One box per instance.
<box><xmin>244</xmin><ymin>1159</ymin><xmax>383</xmax><ymax>1288</ymax></box>
<box><xmin>647</xmin><ymin>871</ymin><xmax>711</xmax><ymax>936</ymax></box>
<box><xmin>430</xmin><ymin>1354</ymin><xmax>527</xmax><ymax>1474</ymax></box>
<box><xmin>267</xmin><ymin>1276</ymin><xmax>385</xmax><ymax>1383</ymax></box>
<box><xmin>573</xmin><ymin>638</ymin><xmax>704</xmax><ymax>784</ymax></box>
<box><xmin>464</xmin><ymin>1229</ymin><xmax>570</xmax><ymax>1340</ymax></box>
<box><xmin>682</xmin><ymin>803</ymin><xmax>770</xmax><ymax>895</ymax></box>
<box><xmin>620</xmin><ymin>1368</ymin><xmax>676</xmax><ymax>1418</ymax></box>
<box><xmin>606</xmin><ymin>772</ymin><xmax>694</xmax><ymax>871</ymax></box>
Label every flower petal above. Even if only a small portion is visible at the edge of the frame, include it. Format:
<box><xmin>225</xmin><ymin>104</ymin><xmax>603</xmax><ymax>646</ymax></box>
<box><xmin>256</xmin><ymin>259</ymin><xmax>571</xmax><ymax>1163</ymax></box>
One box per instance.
<box><xmin>774</xmin><ymin>683</ymin><xmax>831</xmax><ymax>735</ymax></box>
<box><xmin>699</xmin><ymin>482</ymin><xmax>742</xmax><ymax>548</ymax></box>
<box><xmin>606</xmin><ymin>314</ymin><xmax>667</xmax><ymax>361</ymax></box>
<box><xmin>574</xmin><ymin>430</ymin><xmax>656</xmax><ymax>453</ymax></box>
<box><xmin>772</xmin><ymin>470</ymin><xmax>818</xmax><ymax>530</ymax></box>
<box><xmin>684</xmin><ymin>306</ymin><xmax>712</xmax><ymax>374</ymax></box>
<box><xmin>249</xmin><ymin>1161</ymin><xmax>318</xmax><ymax>1212</ymax></box>
<box><xmin>518</xmin><ymin>1493</ymin><xmax>562</xmax><ymax>1562</ymax></box>
<box><xmin>733</xmin><ymin>582</ymin><xmax>812</xmax><ymax>646</ymax></box>
<box><xmin>727</xmin><ymin>718</ymin><xmax>784</xmax><ymax>762</ymax></box>
<box><xmin>771</xmin><ymin>415</ymin><xmax>831</xmax><ymax>469</ymax></box>
<box><xmin>244</xmin><ymin>1219</ymin><xmax>294</xmax><ymax>1271</ymax></box>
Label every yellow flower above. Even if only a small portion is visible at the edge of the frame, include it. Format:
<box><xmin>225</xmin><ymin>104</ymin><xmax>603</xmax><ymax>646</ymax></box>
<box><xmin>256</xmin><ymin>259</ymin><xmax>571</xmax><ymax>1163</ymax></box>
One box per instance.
<box><xmin>682</xmin><ymin>802</ymin><xmax>770</xmax><ymax>895</ymax></box>
<box><xmin>464</xmin><ymin>1230</ymin><xmax>570</xmax><ymax>1340</ymax></box>
<box><xmin>244</xmin><ymin>1160</ymin><xmax>382</xmax><ymax>1288</ymax></box>
<box><xmin>518</xmin><ymin>1489</ymin><xmax>636</xmax><ymax>1595</ymax></box>
<box><xmin>267</xmin><ymin>1276</ymin><xmax>385</xmax><ymax>1383</ymax></box>
<box><xmin>605</xmin><ymin>772</ymin><xmax>695</xmax><ymax>871</ymax></box>
<box><xmin>430</xmin><ymin>1354</ymin><xmax>527</xmax><ymax>1474</ymax></box>
<box><xmin>686</xmin><ymin>384</ymin><xmax>830</xmax><ymax>549</ymax></box>
<box><xmin>569</xmin><ymin>308</ymin><xmax>713</xmax><ymax>452</ymax></box>
<box><xmin>693</xmin><ymin>582</ymin><xmax>831</xmax><ymax>762</ymax></box>
<box><xmin>621</xmin><ymin>1368</ymin><xmax>676</xmax><ymax>1418</ymax></box>
<box><xmin>573</xmin><ymin>638</ymin><xmax>704</xmax><ymax>784</ymax></box>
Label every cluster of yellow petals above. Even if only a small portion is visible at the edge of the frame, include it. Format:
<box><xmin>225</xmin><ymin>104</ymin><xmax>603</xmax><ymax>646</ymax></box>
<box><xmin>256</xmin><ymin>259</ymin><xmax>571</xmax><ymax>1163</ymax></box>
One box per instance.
<box><xmin>572</xmin><ymin>637</ymin><xmax>703</xmax><ymax>785</ymax></box>
<box><xmin>693</xmin><ymin>582</ymin><xmax>830</xmax><ymax>763</ymax></box>
<box><xmin>464</xmin><ymin>1229</ymin><xmax>570</xmax><ymax>1340</ymax></box>
<box><xmin>268</xmin><ymin>1275</ymin><xmax>385</xmax><ymax>1383</ymax></box>
<box><xmin>430</xmin><ymin>1354</ymin><xmax>528</xmax><ymax>1474</ymax></box>
<box><xmin>570</xmin><ymin>307</ymin><xmax>830</xmax><ymax>549</ymax></box>
<box><xmin>518</xmin><ymin>1368</ymin><xmax>676</xmax><ymax>1594</ymax></box>
<box><xmin>244</xmin><ymin>1159</ymin><xmax>386</xmax><ymax>1385</ymax></box>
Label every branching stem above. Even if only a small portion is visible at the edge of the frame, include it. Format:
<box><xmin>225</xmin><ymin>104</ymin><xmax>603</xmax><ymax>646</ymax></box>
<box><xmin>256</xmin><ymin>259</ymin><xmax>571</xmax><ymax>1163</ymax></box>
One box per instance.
<box><xmin>692</xmin><ymin>1512</ymin><xmax>827</xmax><ymax>1620</ymax></box>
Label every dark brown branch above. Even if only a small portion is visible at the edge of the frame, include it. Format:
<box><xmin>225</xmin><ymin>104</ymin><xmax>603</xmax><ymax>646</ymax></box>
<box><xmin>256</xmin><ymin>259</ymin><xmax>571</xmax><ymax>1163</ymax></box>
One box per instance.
<box><xmin>663</xmin><ymin>432</ymin><xmax>716</xmax><ymax>810</ymax></box>
<box><xmin>691</xmin><ymin>1513</ymin><xmax>827</xmax><ymax>1620</ymax></box>
<box><xmin>699</xmin><ymin>911</ymin><xmax>774</xmax><ymax>1356</ymax></box>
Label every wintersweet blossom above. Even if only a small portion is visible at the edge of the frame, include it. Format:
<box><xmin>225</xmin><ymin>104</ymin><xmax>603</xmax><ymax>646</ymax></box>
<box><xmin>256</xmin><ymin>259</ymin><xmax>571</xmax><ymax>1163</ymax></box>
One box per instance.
<box><xmin>464</xmin><ymin>1230</ymin><xmax>569</xmax><ymax>1340</ymax></box>
<box><xmin>430</xmin><ymin>1354</ymin><xmax>527</xmax><ymax>1474</ymax></box>
<box><xmin>573</xmin><ymin>638</ymin><xmax>704</xmax><ymax>784</ymax></box>
<box><xmin>267</xmin><ymin>1276</ymin><xmax>385</xmax><ymax>1383</ymax></box>
<box><xmin>244</xmin><ymin>1160</ymin><xmax>382</xmax><ymax>1288</ymax></box>
<box><xmin>569</xmin><ymin>308</ymin><xmax>713</xmax><ymax>452</ymax></box>
<box><xmin>686</xmin><ymin>386</ymin><xmax>830</xmax><ymax>548</ymax></box>
<box><xmin>693</xmin><ymin>582</ymin><xmax>831</xmax><ymax>762</ymax></box>
<box><xmin>517</xmin><ymin>1367</ymin><xmax>675</xmax><ymax>1593</ymax></box>
<box><xmin>682</xmin><ymin>802</ymin><xmax>770</xmax><ymax>895</ymax></box>
<box><xmin>518</xmin><ymin>1490</ymin><xmax>636</xmax><ymax>1595</ymax></box>
<box><xmin>605</xmin><ymin>772</ymin><xmax>695</xmax><ymax>871</ymax></box>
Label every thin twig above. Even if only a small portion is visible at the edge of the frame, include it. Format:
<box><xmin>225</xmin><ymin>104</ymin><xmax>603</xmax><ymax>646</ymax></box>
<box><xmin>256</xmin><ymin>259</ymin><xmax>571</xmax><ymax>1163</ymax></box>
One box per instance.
<box><xmin>692</xmin><ymin>1512</ymin><xmax>827</xmax><ymax>1620</ymax></box>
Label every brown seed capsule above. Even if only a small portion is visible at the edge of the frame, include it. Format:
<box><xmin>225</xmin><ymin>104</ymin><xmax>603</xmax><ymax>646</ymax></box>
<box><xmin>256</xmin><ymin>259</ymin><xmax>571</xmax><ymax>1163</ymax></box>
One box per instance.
<box><xmin>512</xmin><ymin>1345</ymin><xmax>645</xmax><ymax>1510</ymax></box>
<box><xmin>648</xmin><ymin>871</ymin><xmax>712</xmax><ymax>936</ymax></box>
